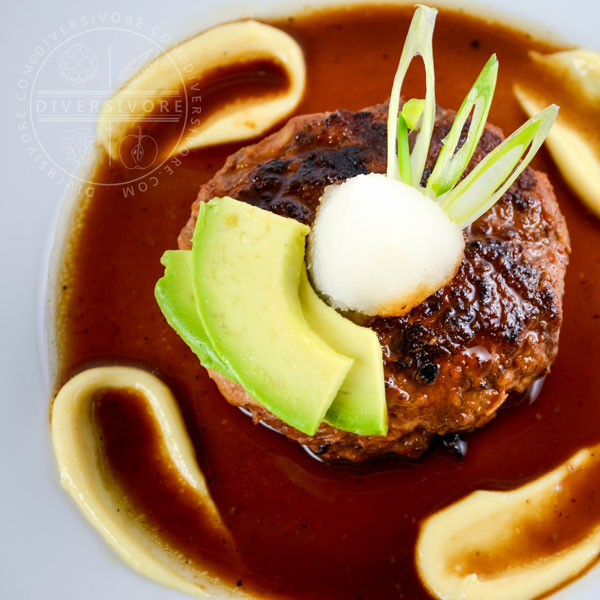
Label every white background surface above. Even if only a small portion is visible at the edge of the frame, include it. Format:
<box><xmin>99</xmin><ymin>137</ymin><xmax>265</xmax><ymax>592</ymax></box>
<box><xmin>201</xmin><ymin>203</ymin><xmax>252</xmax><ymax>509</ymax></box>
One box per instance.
<box><xmin>1</xmin><ymin>0</ymin><xmax>599</xmax><ymax>598</ymax></box>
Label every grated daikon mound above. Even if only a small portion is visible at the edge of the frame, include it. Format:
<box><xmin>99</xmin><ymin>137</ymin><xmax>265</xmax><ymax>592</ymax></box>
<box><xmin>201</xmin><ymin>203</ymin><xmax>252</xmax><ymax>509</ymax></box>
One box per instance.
<box><xmin>307</xmin><ymin>173</ymin><xmax>465</xmax><ymax>317</ymax></box>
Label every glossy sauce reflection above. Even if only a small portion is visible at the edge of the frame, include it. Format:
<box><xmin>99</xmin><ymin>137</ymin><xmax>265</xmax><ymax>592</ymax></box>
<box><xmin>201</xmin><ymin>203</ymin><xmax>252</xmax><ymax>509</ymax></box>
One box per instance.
<box><xmin>57</xmin><ymin>6</ymin><xmax>600</xmax><ymax>600</ymax></box>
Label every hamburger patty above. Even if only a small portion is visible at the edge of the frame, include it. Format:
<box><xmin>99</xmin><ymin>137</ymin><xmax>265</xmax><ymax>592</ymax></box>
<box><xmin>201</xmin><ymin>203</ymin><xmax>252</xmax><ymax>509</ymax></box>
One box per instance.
<box><xmin>178</xmin><ymin>103</ymin><xmax>570</xmax><ymax>462</ymax></box>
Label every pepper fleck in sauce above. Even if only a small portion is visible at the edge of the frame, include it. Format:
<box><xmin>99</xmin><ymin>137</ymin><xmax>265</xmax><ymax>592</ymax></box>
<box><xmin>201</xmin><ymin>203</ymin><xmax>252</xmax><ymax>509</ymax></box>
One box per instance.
<box><xmin>54</xmin><ymin>5</ymin><xmax>600</xmax><ymax>600</ymax></box>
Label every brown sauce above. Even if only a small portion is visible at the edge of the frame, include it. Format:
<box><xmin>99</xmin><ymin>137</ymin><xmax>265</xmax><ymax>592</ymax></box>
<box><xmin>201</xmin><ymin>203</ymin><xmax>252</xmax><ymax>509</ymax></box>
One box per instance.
<box><xmin>55</xmin><ymin>5</ymin><xmax>600</xmax><ymax>599</ymax></box>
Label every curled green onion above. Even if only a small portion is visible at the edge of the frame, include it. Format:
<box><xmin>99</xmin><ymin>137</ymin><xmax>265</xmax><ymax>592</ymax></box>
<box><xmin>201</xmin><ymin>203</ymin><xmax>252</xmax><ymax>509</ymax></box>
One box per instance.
<box><xmin>385</xmin><ymin>6</ymin><xmax>557</xmax><ymax>231</ymax></box>
<box><xmin>426</xmin><ymin>54</ymin><xmax>498</xmax><ymax>197</ymax></box>
<box><xmin>386</xmin><ymin>5</ymin><xmax>437</xmax><ymax>185</ymax></box>
<box><xmin>440</xmin><ymin>104</ymin><xmax>559</xmax><ymax>228</ymax></box>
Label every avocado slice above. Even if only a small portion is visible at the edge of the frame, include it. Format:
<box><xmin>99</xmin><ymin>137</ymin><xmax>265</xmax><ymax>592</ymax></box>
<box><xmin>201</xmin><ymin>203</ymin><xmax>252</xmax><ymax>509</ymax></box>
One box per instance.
<box><xmin>156</xmin><ymin>250</ymin><xmax>387</xmax><ymax>435</ymax></box>
<box><xmin>156</xmin><ymin>198</ymin><xmax>387</xmax><ymax>437</ymax></box>
<box><xmin>299</xmin><ymin>271</ymin><xmax>388</xmax><ymax>436</ymax></box>
<box><xmin>156</xmin><ymin>249</ymin><xmax>387</xmax><ymax>436</ymax></box>
<box><xmin>192</xmin><ymin>197</ymin><xmax>353</xmax><ymax>436</ymax></box>
<box><xmin>155</xmin><ymin>250</ymin><xmax>237</xmax><ymax>381</ymax></box>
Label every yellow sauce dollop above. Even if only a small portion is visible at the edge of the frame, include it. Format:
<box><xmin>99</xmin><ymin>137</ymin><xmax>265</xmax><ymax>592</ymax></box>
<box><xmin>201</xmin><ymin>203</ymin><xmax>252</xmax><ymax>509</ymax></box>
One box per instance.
<box><xmin>417</xmin><ymin>444</ymin><xmax>600</xmax><ymax>600</ymax></box>
<box><xmin>51</xmin><ymin>366</ymin><xmax>244</xmax><ymax>598</ymax></box>
<box><xmin>98</xmin><ymin>20</ymin><xmax>306</xmax><ymax>160</ymax></box>
<box><xmin>515</xmin><ymin>49</ymin><xmax>600</xmax><ymax>218</ymax></box>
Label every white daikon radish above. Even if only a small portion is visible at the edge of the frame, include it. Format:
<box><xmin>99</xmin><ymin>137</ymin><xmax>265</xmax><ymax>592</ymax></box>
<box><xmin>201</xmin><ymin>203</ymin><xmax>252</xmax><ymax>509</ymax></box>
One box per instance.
<box><xmin>308</xmin><ymin>173</ymin><xmax>464</xmax><ymax>316</ymax></box>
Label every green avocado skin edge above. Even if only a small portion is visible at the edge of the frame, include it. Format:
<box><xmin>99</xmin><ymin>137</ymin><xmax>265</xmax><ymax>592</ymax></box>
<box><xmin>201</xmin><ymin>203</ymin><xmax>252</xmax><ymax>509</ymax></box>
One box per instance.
<box><xmin>154</xmin><ymin>249</ymin><xmax>238</xmax><ymax>382</ymax></box>
<box><xmin>154</xmin><ymin>197</ymin><xmax>388</xmax><ymax>437</ymax></box>
<box><xmin>299</xmin><ymin>270</ymin><xmax>387</xmax><ymax>437</ymax></box>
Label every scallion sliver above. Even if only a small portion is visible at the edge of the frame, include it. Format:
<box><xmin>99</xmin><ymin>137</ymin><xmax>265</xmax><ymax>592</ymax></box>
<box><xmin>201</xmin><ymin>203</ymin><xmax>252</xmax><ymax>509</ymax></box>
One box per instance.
<box><xmin>426</xmin><ymin>54</ymin><xmax>498</xmax><ymax>197</ymax></box>
<box><xmin>439</xmin><ymin>105</ymin><xmax>559</xmax><ymax>228</ymax></box>
<box><xmin>384</xmin><ymin>5</ymin><xmax>557</xmax><ymax>229</ymax></box>
<box><xmin>397</xmin><ymin>113</ymin><xmax>412</xmax><ymax>186</ymax></box>
<box><xmin>386</xmin><ymin>5</ymin><xmax>437</xmax><ymax>186</ymax></box>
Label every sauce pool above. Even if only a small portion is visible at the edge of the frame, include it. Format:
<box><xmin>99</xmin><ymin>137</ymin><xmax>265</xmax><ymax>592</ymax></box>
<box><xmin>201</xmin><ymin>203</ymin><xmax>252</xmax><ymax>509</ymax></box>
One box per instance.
<box><xmin>54</xmin><ymin>5</ymin><xmax>600</xmax><ymax>599</ymax></box>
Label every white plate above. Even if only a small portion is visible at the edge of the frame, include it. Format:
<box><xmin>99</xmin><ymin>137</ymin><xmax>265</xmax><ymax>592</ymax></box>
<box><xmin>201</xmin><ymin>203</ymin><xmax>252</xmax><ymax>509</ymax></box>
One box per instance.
<box><xmin>1</xmin><ymin>1</ymin><xmax>598</xmax><ymax>598</ymax></box>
